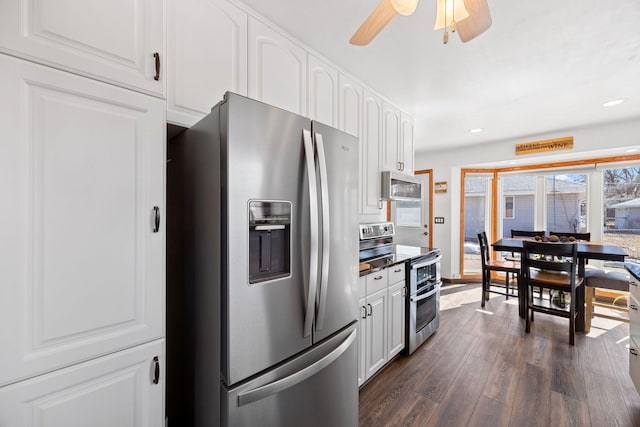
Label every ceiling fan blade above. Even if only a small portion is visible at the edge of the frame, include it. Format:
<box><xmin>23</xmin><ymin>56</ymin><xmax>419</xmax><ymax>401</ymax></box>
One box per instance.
<box><xmin>457</xmin><ymin>0</ymin><xmax>492</xmax><ymax>43</ymax></box>
<box><xmin>350</xmin><ymin>0</ymin><xmax>398</xmax><ymax>46</ymax></box>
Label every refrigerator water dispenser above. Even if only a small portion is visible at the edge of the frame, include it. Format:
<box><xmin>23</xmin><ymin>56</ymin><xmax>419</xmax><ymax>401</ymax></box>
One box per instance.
<box><xmin>248</xmin><ymin>201</ymin><xmax>291</xmax><ymax>284</ymax></box>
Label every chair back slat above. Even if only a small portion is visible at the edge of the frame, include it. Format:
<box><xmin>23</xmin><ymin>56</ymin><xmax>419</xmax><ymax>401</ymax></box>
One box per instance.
<box><xmin>522</xmin><ymin>241</ymin><xmax>579</xmax><ymax>284</ymax></box>
<box><xmin>477</xmin><ymin>231</ymin><xmax>490</xmax><ymax>267</ymax></box>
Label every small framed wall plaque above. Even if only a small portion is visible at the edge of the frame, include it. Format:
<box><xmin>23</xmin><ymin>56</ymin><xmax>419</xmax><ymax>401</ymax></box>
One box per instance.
<box><xmin>434</xmin><ymin>181</ymin><xmax>447</xmax><ymax>193</ymax></box>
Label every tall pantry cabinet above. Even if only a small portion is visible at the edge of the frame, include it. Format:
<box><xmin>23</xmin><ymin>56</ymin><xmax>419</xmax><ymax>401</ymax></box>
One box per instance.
<box><xmin>0</xmin><ymin>1</ymin><xmax>166</xmax><ymax>426</ymax></box>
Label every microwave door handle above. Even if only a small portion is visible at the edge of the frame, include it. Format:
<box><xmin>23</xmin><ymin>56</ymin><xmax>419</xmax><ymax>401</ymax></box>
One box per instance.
<box><xmin>410</xmin><ymin>287</ymin><xmax>438</xmax><ymax>302</ymax></box>
<box><xmin>303</xmin><ymin>129</ymin><xmax>319</xmax><ymax>338</ymax></box>
<box><xmin>314</xmin><ymin>132</ymin><xmax>330</xmax><ymax>331</ymax></box>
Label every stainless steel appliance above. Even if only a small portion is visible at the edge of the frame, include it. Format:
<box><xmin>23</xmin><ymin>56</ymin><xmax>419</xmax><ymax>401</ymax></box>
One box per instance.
<box><xmin>380</xmin><ymin>171</ymin><xmax>422</xmax><ymax>201</ymax></box>
<box><xmin>406</xmin><ymin>250</ymin><xmax>442</xmax><ymax>355</ymax></box>
<box><xmin>169</xmin><ymin>93</ymin><xmax>359</xmax><ymax>426</ymax></box>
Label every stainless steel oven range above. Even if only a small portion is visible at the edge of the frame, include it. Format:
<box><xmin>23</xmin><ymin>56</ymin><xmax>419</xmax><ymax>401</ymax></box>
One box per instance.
<box><xmin>406</xmin><ymin>249</ymin><xmax>442</xmax><ymax>355</ymax></box>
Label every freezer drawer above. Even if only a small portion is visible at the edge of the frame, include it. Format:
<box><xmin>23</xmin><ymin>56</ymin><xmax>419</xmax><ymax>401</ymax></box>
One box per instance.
<box><xmin>223</xmin><ymin>325</ymin><xmax>358</xmax><ymax>427</ymax></box>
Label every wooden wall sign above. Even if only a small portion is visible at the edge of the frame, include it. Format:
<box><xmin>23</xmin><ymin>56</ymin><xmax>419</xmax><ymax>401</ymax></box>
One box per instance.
<box><xmin>434</xmin><ymin>181</ymin><xmax>447</xmax><ymax>193</ymax></box>
<box><xmin>515</xmin><ymin>136</ymin><xmax>573</xmax><ymax>155</ymax></box>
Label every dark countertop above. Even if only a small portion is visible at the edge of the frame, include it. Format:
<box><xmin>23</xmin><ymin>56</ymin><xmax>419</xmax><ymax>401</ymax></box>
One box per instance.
<box><xmin>626</xmin><ymin>262</ymin><xmax>640</xmax><ymax>282</ymax></box>
<box><xmin>359</xmin><ymin>245</ymin><xmax>436</xmax><ymax>277</ymax></box>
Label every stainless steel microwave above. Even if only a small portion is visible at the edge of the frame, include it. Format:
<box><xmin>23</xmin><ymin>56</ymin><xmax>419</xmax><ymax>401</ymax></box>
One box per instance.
<box><xmin>381</xmin><ymin>171</ymin><xmax>421</xmax><ymax>201</ymax></box>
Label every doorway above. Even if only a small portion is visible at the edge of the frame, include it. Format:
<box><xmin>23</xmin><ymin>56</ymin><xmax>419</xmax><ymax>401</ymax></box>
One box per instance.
<box><xmin>390</xmin><ymin>170</ymin><xmax>433</xmax><ymax>248</ymax></box>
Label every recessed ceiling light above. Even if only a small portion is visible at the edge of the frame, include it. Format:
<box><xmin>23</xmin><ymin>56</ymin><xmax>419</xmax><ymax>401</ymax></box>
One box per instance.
<box><xmin>602</xmin><ymin>98</ymin><xmax>627</xmax><ymax>107</ymax></box>
<box><xmin>469</xmin><ymin>128</ymin><xmax>484</xmax><ymax>134</ymax></box>
<box><xmin>626</xmin><ymin>148</ymin><xmax>639</xmax><ymax>153</ymax></box>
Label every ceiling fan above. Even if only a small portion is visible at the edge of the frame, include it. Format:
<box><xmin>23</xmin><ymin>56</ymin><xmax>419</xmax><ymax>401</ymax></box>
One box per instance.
<box><xmin>350</xmin><ymin>0</ymin><xmax>491</xmax><ymax>46</ymax></box>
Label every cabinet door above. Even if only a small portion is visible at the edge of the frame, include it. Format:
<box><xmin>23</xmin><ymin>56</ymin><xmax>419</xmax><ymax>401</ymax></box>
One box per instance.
<box><xmin>381</xmin><ymin>102</ymin><xmax>401</xmax><ymax>173</ymax></box>
<box><xmin>0</xmin><ymin>55</ymin><xmax>165</xmax><ymax>386</ymax></box>
<box><xmin>338</xmin><ymin>73</ymin><xmax>362</xmax><ymax>138</ymax></box>
<box><xmin>631</xmin><ymin>336</ymin><xmax>640</xmax><ymax>394</ymax></box>
<box><xmin>400</xmin><ymin>112</ymin><xmax>415</xmax><ymax>175</ymax></box>
<box><xmin>248</xmin><ymin>17</ymin><xmax>306</xmax><ymax>115</ymax></box>
<box><xmin>361</xmin><ymin>88</ymin><xmax>383</xmax><ymax>215</ymax></box>
<box><xmin>0</xmin><ymin>339</ymin><xmax>164</xmax><ymax>427</ymax></box>
<box><xmin>307</xmin><ymin>54</ymin><xmax>338</xmax><ymax>127</ymax></box>
<box><xmin>167</xmin><ymin>0</ymin><xmax>247</xmax><ymax>127</ymax></box>
<box><xmin>0</xmin><ymin>0</ymin><xmax>164</xmax><ymax>97</ymax></box>
<box><xmin>357</xmin><ymin>298</ymin><xmax>367</xmax><ymax>387</ymax></box>
<box><xmin>365</xmin><ymin>289</ymin><xmax>387</xmax><ymax>378</ymax></box>
<box><xmin>387</xmin><ymin>282</ymin><xmax>406</xmax><ymax>359</ymax></box>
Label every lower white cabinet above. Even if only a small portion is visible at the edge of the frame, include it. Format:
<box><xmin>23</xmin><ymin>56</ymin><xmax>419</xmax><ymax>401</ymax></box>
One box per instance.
<box><xmin>365</xmin><ymin>288</ymin><xmax>388</xmax><ymax>380</ymax></box>
<box><xmin>358</xmin><ymin>264</ymin><xmax>407</xmax><ymax>387</ymax></box>
<box><xmin>387</xmin><ymin>281</ymin><xmax>406</xmax><ymax>359</ymax></box>
<box><xmin>0</xmin><ymin>339</ymin><xmax>165</xmax><ymax>427</ymax></box>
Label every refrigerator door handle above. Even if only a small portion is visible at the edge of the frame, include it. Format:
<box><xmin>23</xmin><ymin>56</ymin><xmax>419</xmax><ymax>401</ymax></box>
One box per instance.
<box><xmin>302</xmin><ymin>129</ymin><xmax>319</xmax><ymax>338</ymax></box>
<box><xmin>236</xmin><ymin>329</ymin><xmax>357</xmax><ymax>407</ymax></box>
<box><xmin>314</xmin><ymin>132</ymin><xmax>330</xmax><ymax>331</ymax></box>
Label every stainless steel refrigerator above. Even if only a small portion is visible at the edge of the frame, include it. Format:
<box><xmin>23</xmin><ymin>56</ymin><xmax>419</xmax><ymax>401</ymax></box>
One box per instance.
<box><xmin>169</xmin><ymin>93</ymin><xmax>359</xmax><ymax>426</ymax></box>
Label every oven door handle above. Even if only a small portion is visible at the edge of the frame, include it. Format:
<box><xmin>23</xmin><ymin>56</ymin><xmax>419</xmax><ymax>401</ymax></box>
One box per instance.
<box><xmin>411</xmin><ymin>254</ymin><xmax>442</xmax><ymax>270</ymax></box>
<box><xmin>410</xmin><ymin>287</ymin><xmax>438</xmax><ymax>302</ymax></box>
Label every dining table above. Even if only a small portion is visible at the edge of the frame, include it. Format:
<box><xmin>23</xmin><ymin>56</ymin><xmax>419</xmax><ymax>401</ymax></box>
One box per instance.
<box><xmin>491</xmin><ymin>238</ymin><xmax>628</xmax><ymax>331</ymax></box>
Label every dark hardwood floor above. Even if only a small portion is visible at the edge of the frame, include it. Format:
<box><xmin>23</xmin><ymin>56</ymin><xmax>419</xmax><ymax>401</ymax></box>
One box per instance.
<box><xmin>359</xmin><ymin>284</ymin><xmax>640</xmax><ymax>426</ymax></box>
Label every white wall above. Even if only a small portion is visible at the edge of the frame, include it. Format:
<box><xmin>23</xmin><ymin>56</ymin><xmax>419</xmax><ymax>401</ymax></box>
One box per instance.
<box><xmin>416</xmin><ymin>118</ymin><xmax>640</xmax><ymax>280</ymax></box>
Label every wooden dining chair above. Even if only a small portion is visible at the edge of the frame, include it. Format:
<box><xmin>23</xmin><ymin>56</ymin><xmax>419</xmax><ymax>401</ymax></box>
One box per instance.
<box><xmin>522</xmin><ymin>241</ymin><xmax>584</xmax><ymax>345</ymax></box>
<box><xmin>478</xmin><ymin>231</ymin><xmax>520</xmax><ymax>308</ymax></box>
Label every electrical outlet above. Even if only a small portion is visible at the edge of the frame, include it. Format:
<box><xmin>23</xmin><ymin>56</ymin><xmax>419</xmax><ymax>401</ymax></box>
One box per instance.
<box><xmin>434</xmin><ymin>217</ymin><xmax>445</xmax><ymax>224</ymax></box>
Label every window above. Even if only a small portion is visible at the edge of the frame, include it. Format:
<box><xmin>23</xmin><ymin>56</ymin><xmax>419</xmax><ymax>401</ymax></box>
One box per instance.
<box><xmin>602</xmin><ymin>166</ymin><xmax>640</xmax><ymax>261</ymax></box>
<box><xmin>462</xmin><ymin>173</ymin><xmax>492</xmax><ymax>275</ymax></box>
<box><xmin>504</xmin><ymin>196</ymin><xmax>515</xmax><ymax>219</ymax></box>
<box><xmin>545</xmin><ymin>174</ymin><xmax>587</xmax><ymax>233</ymax></box>
<box><xmin>395</xmin><ymin>200</ymin><xmax>421</xmax><ymax>228</ymax></box>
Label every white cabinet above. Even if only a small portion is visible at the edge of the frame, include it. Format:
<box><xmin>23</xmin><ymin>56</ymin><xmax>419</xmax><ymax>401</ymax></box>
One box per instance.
<box><xmin>167</xmin><ymin>0</ymin><xmax>248</xmax><ymax>127</ymax></box>
<box><xmin>361</xmin><ymin>88</ymin><xmax>383</xmax><ymax>215</ymax></box>
<box><xmin>0</xmin><ymin>0</ymin><xmax>165</xmax><ymax>97</ymax></box>
<box><xmin>338</xmin><ymin>73</ymin><xmax>362</xmax><ymax>138</ymax></box>
<box><xmin>365</xmin><ymin>288</ymin><xmax>388</xmax><ymax>379</ymax></box>
<box><xmin>382</xmin><ymin>103</ymin><xmax>414</xmax><ymax>175</ymax></box>
<box><xmin>0</xmin><ymin>339</ymin><xmax>165</xmax><ymax>427</ymax></box>
<box><xmin>307</xmin><ymin>54</ymin><xmax>338</xmax><ymax>127</ymax></box>
<box><xmin>248</xmin><ymin>17</ymin><xmax>307</xmax><ymax>115</ymax></box>
<box><xmin>400</xmin><ymin>112</ymin><xmax>415</xmax><ymax>175</ymax></box>
<box><xmin>358</xmin><ymin>264</ymin><xmax>406</xmax><ymax>387</ymax></box>
<box><xmin>387</xmin><ymin>281</ymin><xmax>406</xmax><ymax>359</ymax></box>
<box><xmin>381</xmin><ymin>102</ymin><xmax>401</xmax><ymax>173</ymax></box>
<box><xmin>0</xmin><ymin>54</ymin><xmax>165</xmax><ymax>387</ymax></box>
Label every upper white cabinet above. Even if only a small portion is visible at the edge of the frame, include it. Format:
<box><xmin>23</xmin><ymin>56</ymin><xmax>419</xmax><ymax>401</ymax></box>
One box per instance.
<box><xmin>167</xmin><ymin>0</ymin><xmax>248</xmax><ymax>127</ymax></box>
<box><xmin>361</xmin><ymin>88</ymin><xmax>383</xmax><ymax>214</ymax></box>
<box><xmin>307</xmin><ymin>54</ymin><xmax>338</xmax><ymax>127</ymax></box>
<box><xmin>0</xmin><ymin>54</ymin><xmax>165</xmax><ymax>387</ymax></box>
<box><xmin>248</xmin><ymin>17</ymin><xmax>307</xmax><ymax>116</ymax></box>
<box><xmin>0</xmin><ymin>0</ymin><xmax>165</xmax><ymax>97</ymax></box>
<box><xmin>401</xmin><ymin>112</ymin><xmax>415</xmax><ymax>175</ymax></box>
<box><xmin>381</xmin><ymin>102</ymin><xmax>401</xmax><ymax>173</ymax></box>
<box><xmin>0</xmin><ymin>339</ymin><xmax>165</xmax><ymax>427</ymax></box>
<box><xmin>338</xmin><ymin>73</ymin><xmax>362</xmax><ymax>138</ymax></box>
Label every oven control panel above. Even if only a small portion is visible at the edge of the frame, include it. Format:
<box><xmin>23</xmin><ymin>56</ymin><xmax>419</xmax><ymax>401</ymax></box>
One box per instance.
<box><xmin>359</xmin><ymin>222</ymin><xmax>395</xmax><ymax>240</ymax></box>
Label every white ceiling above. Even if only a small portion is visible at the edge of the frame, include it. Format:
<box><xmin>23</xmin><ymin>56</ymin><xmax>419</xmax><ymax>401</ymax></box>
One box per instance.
<box><xmin>235</xmin><ymin>0</ymin><xmax>640</xmax><ymax>153</ymax></box>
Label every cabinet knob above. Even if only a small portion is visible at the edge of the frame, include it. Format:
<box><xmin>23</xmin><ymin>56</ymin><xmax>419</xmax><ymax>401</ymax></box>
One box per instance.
<box><xmin>374</xmin><ymin>275</ymin><xmax>383</xmax><ymax>280</ymax></box>
<box><xmin>367</xmin><ymin>303</ymin><xmax>372</xmax><ymax>316</ymax></box>
<box><xmin>152</xmin><ymin>206</ymin><xmax>160</xmax><ymax>232</ymax></box>
<box><xmin>152</xmin><ymin>356</ymin><xmax>160</xmax><ymax>384</ymax></box>
<box><xmin>153</xmin><ymin>52</ymin><xmax>160</xmax><ymax>81</ymax></box>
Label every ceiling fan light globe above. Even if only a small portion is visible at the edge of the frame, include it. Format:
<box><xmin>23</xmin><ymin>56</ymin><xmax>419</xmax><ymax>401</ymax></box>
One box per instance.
<box><xmin>390</xmin><ymin>0</ymin><xmax>419</xmax><ymax>16</ymax></box>
<box><xmin>434</xmin><ymin>0</ymin><xmax>469</xmax><ymax>30</ymax></box>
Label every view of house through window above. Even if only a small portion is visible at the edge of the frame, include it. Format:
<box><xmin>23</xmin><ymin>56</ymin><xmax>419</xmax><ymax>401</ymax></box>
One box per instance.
<box><xmin>463</xmin><ymin>173</ymin><xmax>492</xmax><ymax>275</ymax></box>
<box><xmin>545</xmin><ymin>174</ymin><xmax>587</xmax><ymax>234</ymax></box>
<box><xmin>500</xmin><ymin>175</ymin><xmax>536</xmax><ymax>238</ymax></box>
<box><xmin>602</xmin><ymin>166</ymin><xmax>640</xmax><ymax>261</ymax></box>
